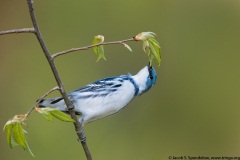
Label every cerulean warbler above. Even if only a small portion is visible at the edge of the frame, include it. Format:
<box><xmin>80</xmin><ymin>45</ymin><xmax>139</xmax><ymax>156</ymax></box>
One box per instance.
<box><xmin>38</xmin><ymin>64</ymin><xmax>157</xmax><ymax>125</ymax></box>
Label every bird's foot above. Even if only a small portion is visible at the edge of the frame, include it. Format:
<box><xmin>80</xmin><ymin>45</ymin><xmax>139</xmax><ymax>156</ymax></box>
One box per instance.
<box><xmin>68</xmin><ymin>104</ymin><xmax>75</xmax><ymax>110</ymax></box>
<box><xmin>77</xmin><ymin>135</ymin><xmax>86</xmax><ymax>143</ymax></box>
<box><xmin>77</xmin><ymin>125</ymin><xmax>87</xmax><ymax>143</ymax></box>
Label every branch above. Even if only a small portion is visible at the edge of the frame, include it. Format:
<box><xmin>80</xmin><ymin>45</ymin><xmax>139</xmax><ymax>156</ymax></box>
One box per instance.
<box><xmin>26</xmin><ymin>0</ymin><xmax>92</xmax><ymax>159</ymax></box>
<box><xmin>26</xmin><ymin>86</ymin><xmax>60</xmax><ymax>117</ymax></box>
<box><xmin>0</xmin><ymin>28</ymin><xmax>35</xmax><ymax>35</ymax></box>
<box><xmin>52</xmin><ymin>38</ymin><xmax>136</xmax><ymax>59</ymax></box>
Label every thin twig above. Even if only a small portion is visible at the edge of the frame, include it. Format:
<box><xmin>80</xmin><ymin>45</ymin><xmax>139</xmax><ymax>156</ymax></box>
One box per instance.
<box><xmin>0</xmin><ymin>28</ymin><xmax>35</xmax><ymax>35</ymax></box>
<box><xmin>26</xmin><ymin>86</ymin><xmax>60</xmax><ymax>117</ymax></box>
<box><xmin>26</xmin><ymin>0</ymin><xmax>92</xmax><ymax>159</ymax></box>
<box><xmin>52</xmin><ymin>38</ymin><xmax>135</xmax><ymax>59</ymax></box>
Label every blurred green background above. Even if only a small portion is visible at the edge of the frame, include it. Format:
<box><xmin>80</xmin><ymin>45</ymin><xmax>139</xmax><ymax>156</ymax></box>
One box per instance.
<box><xmin>1</xmin><ymin>0</ymin><xmax>240</xmax><ymax>159</ymax></box>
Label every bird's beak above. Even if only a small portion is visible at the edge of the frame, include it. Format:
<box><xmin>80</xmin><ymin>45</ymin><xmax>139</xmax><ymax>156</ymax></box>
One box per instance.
<box><xmin>148</xmin><ymin>62</ymin><xmax>152</xmax><ymax>69</ymax></box>
<box><xmin>148</xmin><ymin>62</ymin><xmax>153</xmax><ymax>79</ymax></box>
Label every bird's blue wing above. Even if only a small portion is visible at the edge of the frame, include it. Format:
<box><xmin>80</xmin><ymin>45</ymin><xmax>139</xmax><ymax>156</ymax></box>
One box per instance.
<box><xmin>49</xmin><ymin>75</ymin><xmax>132</xmax><ymax>104</ymax></box>
<box><xmin>70</xmin><ymin>76</ymin><xmax>129</xmax><ymax>95</ymax></box>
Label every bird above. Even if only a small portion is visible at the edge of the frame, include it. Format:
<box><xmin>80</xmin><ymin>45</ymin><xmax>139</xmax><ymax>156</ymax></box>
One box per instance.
<box><xmin>38</xmin><ymin>64</ymin><xmax>157</xmax><ymax>126</ymax></box>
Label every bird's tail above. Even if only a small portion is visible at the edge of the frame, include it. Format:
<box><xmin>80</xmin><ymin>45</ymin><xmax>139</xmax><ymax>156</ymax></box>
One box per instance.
<box><xmin>37</xmin><ymin>97</ymin><xmax>81</xmax><ymax>115</ymax></box>
<box><xmin>37</xmin><ymin>97</ymin><xmax>65</xmax><ymax>110</ymax></box>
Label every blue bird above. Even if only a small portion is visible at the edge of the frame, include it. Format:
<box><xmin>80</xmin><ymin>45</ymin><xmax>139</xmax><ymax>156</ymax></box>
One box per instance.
<box><xmin>38</xmin><ymin>64</ymin><xmax>157</xmax><ymax>125</ymax></box>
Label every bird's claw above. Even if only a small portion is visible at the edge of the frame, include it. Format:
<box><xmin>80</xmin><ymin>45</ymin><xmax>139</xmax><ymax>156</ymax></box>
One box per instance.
<box><xmin>68</xmin><ymin>104</ymin><xmax>75</xmax><ymax>110</ymax></box>
<box><xmin>77</xmin><ymin>135</ymin><xmax>86</xmax><ymax>143</ymax></box>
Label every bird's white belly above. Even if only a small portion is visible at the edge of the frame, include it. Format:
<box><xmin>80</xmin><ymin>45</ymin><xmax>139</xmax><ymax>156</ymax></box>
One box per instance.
<box><xmin>75</xmin><ymin>82</ymin><xmax>135</xmax><ymax>124</ymax></box>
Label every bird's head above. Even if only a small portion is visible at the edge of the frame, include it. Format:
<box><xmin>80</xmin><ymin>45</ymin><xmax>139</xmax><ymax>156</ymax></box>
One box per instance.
<box><xmin>132</xmin><ymin>64</ymin><xmax>157</xmax><ymax>96</ymax></box>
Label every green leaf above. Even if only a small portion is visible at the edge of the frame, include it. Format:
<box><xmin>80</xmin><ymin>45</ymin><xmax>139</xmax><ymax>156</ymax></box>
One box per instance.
<box><xmin>4</xmin><ymin>123</ymin><xmax>13</xmax><ymax>148</ymax></box>
<box><xmin>136</xmin><ymin>31</ymin><xmax>161</xmax><ymax>66</ymax></box>
<box><xmin>25</xmin><ymin>140</ymin><xmax>35</xmax><ymax>157</ymax></box>
<box><xmin>96</xmin><ymin>45</ymin><xmax>106</xmax><ymax>62</ymax></box>
<box><xmin>92</xmin><ymin>35</ymin><xmax>106</xmax><ymax>61</ymax></box>
<box><xmin>12</xmin><ymin>122</ymin><xmax>26</xmax><ymax>149</ymax></box>
<box><xmin>10</xmin><ymin>135</ymin><xmax>20</xmax><ymax>148</ymax></box>
<box><xmin>143</xmin><ymin>40</ymin><xmax>150</xmax><ymax>54</ymax></box>
<box><xmin>36</xmin><ymin>107</ymin><xmax>54</xmax><ymax>121</ymax></box>
<box><xmin>3</xmin><ymin>115</ymin><xmax>34</xmax><ymax>156</ymax></box>
<box><xmin>134</xmin><ymin>32</ymin><xmax>156</xmax><ymax>41</ymax></box>
<box><xmin>42</xmin><ymin>110</ymin><xmax>54</xmax><ymax>121</ymax></box>
<box><xmin>148</xmin><ymin>38</ymin><xmax>161</xmax><ymax>66</ymax></box>
<box><xmin>92</xmin><ymin>38</ymin><xmax>100</xmax><ymax>54</ymax></box>
<box><xmin>36</xmin><ymin>107</ymin><xmax>75</xmax><ymax>122</ymax></box>
<box><xmin>143</xmin><ymin>38</ymin><xmax>161</xmax><ymax>66</ymax></box>
<box><xmin>123</xmin><ymin>43</ymin><xmax>132</xmax><ymax>52</ymax></box>
<box><xmin>148</xmin><ymin>51</ymin><xmax>155</xmax><ymax>66</ymax></box>
<box><xmin>49</xmin><ymin>110</ymin><xmax>75</xmax><ymax>122</ymax></box>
